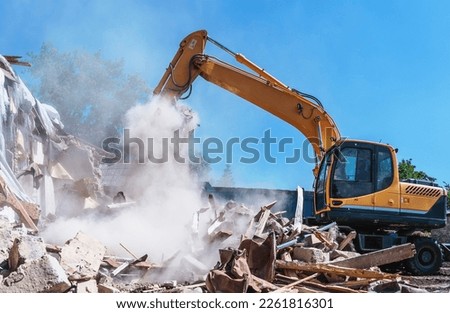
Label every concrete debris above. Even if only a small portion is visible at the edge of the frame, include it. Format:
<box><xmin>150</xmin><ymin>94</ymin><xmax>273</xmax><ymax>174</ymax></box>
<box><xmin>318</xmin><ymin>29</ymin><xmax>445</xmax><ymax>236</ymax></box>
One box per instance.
<box><xmin>196</xmin><ymin>200</ymin><xmax>438</xmax><ymax>293</ymax></box>
<box><xmin>292</xmin><ymin>247</ymin><xmax>329</xmax><ymax>263</ymax></box>
<box><xmin>98</xmin><ymin>283</ymin><xmax>120</xmax><ymax>293</ymax></box>
<box><xmin>60</xmin><ymin>232</ymin><xmax>106</xmax><ymax>279</ymax></box>
<box><xmin>77</xmin><ymin>279</ymin><xmax>98</xmax><ymax>293</ymax></box>
<box><xmin>0</xmin><ymin>254</ymin><xmax>70</xmax><ymax>293</ymax></box>
<box><xmin>8</xmin><ymin>235</ymin><xmax>46</xmax><ymax>271</ymax></box>
<box><xmin>0</xmin><ymin>217</ymin><xmax>15</xmax><ymax>261</ymax></box>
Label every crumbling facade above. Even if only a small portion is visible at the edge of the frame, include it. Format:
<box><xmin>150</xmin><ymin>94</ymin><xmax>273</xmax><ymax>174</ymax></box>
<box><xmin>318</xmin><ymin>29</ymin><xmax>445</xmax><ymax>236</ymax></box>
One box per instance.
<box><xmin>0</xmin><ymin>55</ymin><xmax>108</xmax><ymax>225</ymax></box>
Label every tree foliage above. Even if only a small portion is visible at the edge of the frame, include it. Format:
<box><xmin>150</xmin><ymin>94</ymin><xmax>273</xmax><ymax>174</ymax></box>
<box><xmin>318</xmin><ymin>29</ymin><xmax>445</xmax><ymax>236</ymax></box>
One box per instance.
<box><xmin>28</xmin><ymin>43</ymin><xmax>150</xmax><ymax>145</ymax></box>
<box><xmin>398</xmin><ymin>159</ymin><xmax>436</xmax><ymax>182</ymax></box>
<box><xmin>444</xmin><ymin>182</ymin><xmax>450</xmax><ymax>209</ymax></box>
<box><xmin>399</xmin><ymin>159</ymin><xmax>448</xmax><ymax>208</ymax></box>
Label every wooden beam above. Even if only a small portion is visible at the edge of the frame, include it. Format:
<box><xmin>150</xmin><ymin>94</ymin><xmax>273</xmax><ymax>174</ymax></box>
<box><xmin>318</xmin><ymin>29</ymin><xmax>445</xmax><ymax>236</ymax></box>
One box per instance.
<box><xmin>295</xmin><ymin>286</ymin><xmax>323</xmax><ymax>293</ymax></box>
<box><xmin>45</xmin><ymin>243</ymin><xmax>62</xmax><ymax>254</ymax></box>
<box><xmin>272</xmin><ymin>273</ymin><xmax>319</xmax><ymax>293</ymax></box>
<box><xmin>120</xmin><ymin>243</ymin><xmax>139</xmax><ymax>260</ymax></box>
<box><xmin>244</xmin><ymin>218</ymin><xmax>255</xmax><ymax>239</ymax></box>
<box><xmin>332</xmin><ymin>243</ymin><xmax>415</xmax><ymax>269</ymax></box>
<box><xmin>301</xmin><ymin>280</ymin><xmax>365</xmax><ymax>293</ymax></box>
<box><xmin>313</xmin><ymin>230</ymin><xmax>335</xmax><ymax>249</ymax></box>
<box><xmin>275</xmin><ymin>260</ymin><xmax>399</xmax><ymax>279</ymax></box>
<box><xmin>4</xmin><ymin>55</ymin><xmax>31</xmax><ymax>67</ymax></box>
<box><xmin>0</xmin><ymin>176</ymin><xmax>38</xmax><ymax>232</ymax></box>
<box><xmin>254</xmin><ymin>208</ymin><xmax>271</xmax><ymax>238</ymax></box>
<box><xmin>330</xmin><ymin>278</ymin><xmax>378</xmax><ymax>289</ymax></box>
<box><xmin>338</xmin><ymin>231</ymin><xmax>357</xmax><ymax>250</ymax></box>
<box><xmin>280</xmin><ymin>251</ymin><xmax>298</xmax><ymax>278</ymax></box>
<box><xmin>251</xmin><ymin>275</ymin><xmax>279</xmax><ymax>291</ymax></box>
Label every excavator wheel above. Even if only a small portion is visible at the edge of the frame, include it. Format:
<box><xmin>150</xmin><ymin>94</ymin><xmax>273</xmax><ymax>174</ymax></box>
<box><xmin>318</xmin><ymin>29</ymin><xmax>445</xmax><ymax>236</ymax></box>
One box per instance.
<box><xmin>405</xmin><ymin>237</ymin><xmax>443</xmax><ymax>276</ymax></box>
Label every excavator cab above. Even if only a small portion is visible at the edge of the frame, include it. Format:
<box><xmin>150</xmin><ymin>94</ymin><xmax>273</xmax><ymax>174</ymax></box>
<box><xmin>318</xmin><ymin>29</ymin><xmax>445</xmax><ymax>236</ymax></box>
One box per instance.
<box><xmin>314</xmin><ymin>140</ymin><xmax>446</xmax><ymax>231</ymax></box>
<box><xmin>314</xmin><ymin>140</ymin><xmax>447</xmax><ymax>275</ymax></box>
<box><xmin>315</xmin><ymin>140</ymin><xmax>398</xmax><ymax>226</ymax></box>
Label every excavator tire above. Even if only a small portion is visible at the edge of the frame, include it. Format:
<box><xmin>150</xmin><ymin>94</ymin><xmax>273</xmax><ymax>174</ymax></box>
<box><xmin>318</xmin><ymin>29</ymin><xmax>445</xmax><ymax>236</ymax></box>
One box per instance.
<box><xmin>405</xmin><ymin>237</ymin><xmax>443</xmax><ymax>276</ymax></box>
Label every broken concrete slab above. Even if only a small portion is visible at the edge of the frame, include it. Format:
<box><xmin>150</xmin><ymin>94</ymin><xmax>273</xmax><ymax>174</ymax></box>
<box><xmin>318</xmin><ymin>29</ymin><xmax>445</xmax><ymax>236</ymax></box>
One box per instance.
<box><xmin>0</xmin><ymin>206</ymin><xmax>19</xmax><ymax>224</ymax></box>
<box><xmin>6</xmin><ymin>235</ymin><xmax>45</xmax><ymax>272</ymax></box>
<box><xmin>54</xmin><ymin>144</ymin><xmax>98</xmax><ymax>182</ymax></box>
<box><xmin>0</xmin><ymin>254</ymin><xmax>70</xmax><ymax>292</ymax></box>
<box><xmin>292</xmin><ymin>247</ymin><xmax>329</xmax><ymax>263</ymax></box>
<box><xmin>60</xmin><ymin>231</ymin><xmax>106</xmax><ymax>279</ymax></box>
<box><xmin>0</xmin><ymin>217</ymin><xmax>14</xmax><ymax>261</ymax></box>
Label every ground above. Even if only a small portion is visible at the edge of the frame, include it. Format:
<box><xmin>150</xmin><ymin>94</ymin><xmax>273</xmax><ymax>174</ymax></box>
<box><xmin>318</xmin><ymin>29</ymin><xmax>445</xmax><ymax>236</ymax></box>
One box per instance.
<box><xmin>401</xmin><ymin>261</ymin><xmax>450</xmax><ymax>293</ymax></box>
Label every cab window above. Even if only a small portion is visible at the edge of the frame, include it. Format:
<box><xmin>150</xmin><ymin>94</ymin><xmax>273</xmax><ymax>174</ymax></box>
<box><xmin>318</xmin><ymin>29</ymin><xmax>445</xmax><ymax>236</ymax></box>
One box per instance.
<box><xmin>376</xmin><ymin>148</ymin><xmax>393</xmax><ymax>191</ymax></box>
<box><xmin>331</xmin><ymin>147</ymin><xmax>373</xmax><ymax>198</ymax></box>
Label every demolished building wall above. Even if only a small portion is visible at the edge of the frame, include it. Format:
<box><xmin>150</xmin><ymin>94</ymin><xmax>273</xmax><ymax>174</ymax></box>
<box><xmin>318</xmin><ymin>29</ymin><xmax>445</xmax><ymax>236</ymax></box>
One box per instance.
<box><xmin>0</xmin><ymin>55</ymin><xmax>107</xmax><ymax>223</ymax></box>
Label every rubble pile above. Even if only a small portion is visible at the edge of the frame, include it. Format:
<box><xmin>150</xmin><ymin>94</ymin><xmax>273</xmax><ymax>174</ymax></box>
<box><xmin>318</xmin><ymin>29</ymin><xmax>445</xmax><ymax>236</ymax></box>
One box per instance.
<box><xmin>0</xmin><ymin>197</ymin><xmax>436</xmax><ymax>293</ymax></box>
<box><xmin>198</xmin><ymin>199</ymin><xmax>425</xmax><ymax>293</ymax></box>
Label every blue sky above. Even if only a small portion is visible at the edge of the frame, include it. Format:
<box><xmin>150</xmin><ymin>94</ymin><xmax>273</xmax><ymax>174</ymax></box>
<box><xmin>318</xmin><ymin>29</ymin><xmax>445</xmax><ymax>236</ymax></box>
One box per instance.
<box><xmin>1</xmin><ymin>0</ymin><xmax>449</xmax><ymax>190</ymax></box>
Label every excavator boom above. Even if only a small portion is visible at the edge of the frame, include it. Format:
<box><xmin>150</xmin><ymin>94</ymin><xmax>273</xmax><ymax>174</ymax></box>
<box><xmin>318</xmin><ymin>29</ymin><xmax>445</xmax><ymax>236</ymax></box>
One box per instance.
<box><xmin>154</xmin><ymin>30</ymin><xmax>341</xmax><ymax>166</ymax></box>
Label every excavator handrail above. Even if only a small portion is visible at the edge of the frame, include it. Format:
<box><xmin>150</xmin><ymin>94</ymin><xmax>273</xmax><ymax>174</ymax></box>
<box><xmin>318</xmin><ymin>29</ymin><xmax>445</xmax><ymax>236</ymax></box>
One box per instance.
<box><xmin>154</xmin><ymin>30</ymin><xmax>341</xmax><ymax>171</ymax></box>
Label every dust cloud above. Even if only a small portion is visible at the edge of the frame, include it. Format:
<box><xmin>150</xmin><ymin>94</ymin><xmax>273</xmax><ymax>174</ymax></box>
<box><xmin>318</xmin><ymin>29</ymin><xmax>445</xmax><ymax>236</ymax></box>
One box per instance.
<box><xmin>42</xmin><ymin>96</ymin><xmax>208</xmax><ymax>275</ymax></box>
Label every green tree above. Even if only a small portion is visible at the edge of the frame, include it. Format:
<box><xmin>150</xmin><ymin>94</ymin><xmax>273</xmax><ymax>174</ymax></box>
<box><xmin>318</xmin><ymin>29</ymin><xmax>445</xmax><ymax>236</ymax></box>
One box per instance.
<box><xmin>398</xmin><ymin>159</ymin><xmax>436</xmax><ymax>182</ymax></box>
<box><xmin>444</xmin><ymin>182</ymin><xmax>450</xmax><ymax>209</ymax></box>
<box><xmin>28</xmin><ymin>43</ymin><xmax>150</xmax><ymax>146</ymax></box>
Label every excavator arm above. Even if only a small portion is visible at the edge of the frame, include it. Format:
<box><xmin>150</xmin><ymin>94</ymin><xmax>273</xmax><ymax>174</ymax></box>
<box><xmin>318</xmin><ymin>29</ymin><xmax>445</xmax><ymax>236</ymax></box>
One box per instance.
<box><xmin>154</xmin><ymin>30</ymin><xmax>341</xmax><ymax>170</ymax></box>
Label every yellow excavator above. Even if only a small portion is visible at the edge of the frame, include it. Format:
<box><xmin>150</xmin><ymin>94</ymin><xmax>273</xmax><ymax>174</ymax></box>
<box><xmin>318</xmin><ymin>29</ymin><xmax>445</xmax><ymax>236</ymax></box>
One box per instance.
<box><xmin>154</xmin><ymin>30</ymin><xmax>448</xmax><ymax>275</ymax></box>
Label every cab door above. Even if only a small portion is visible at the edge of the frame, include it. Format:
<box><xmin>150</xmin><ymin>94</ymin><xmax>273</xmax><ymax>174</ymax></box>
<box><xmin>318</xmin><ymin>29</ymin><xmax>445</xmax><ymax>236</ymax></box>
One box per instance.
<box><xmin>329</xmin><ymin>142</ymin><xmax>376</xmax><ymax>211</ymax></box>
<box><xmin>314</xmin><ymin>151</ymin><xmax>331</xmax><ymax>214</ymax></box>
<box><xmin>328</xmin><ymin>141</ymin><xmax>400</xmax><ymax>216</ymax></box>
<box><xmin>372</xmin><ymin>145</ymin><xmax>400</xmax><ymax>214</ymax></box>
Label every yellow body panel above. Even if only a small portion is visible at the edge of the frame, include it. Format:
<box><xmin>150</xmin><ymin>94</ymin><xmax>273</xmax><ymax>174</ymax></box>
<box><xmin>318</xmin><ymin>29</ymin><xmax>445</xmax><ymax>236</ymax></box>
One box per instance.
<box><xmin>400</xmin><ymin>182</ymin><xmax>445</xmax><ymax>213</ymax></box>
<box><xmin>329</xmin><ymin>184</ymin><xmax>402</xmax><ymax>212</ymax></box>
